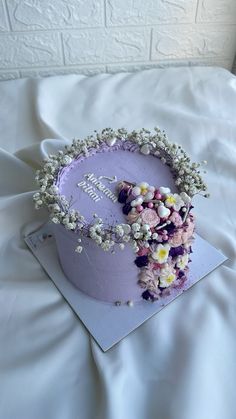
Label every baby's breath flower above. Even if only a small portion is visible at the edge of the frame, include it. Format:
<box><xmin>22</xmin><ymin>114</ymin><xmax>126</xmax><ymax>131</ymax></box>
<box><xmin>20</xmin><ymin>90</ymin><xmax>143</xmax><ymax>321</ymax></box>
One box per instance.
<box><xmin>51</xmin><ymin>217</ymin><xmax>60</xmax><ymax>224</ymax></box>
<box><xmin>132</xmin><ymin>223</ymin><xmax>140</xmax><ymax>232</ymax></box>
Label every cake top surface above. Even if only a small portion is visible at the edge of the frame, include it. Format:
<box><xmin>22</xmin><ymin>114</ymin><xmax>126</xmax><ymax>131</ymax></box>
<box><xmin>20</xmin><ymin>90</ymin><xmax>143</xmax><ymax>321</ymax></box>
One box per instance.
<box><xmin>33</xmin><ymin>127</ymin><xmax>209</xmax><ymax>253</ymax></box>
<box><xmin>56</xmin><ymin>143</ymin><xmax>177</xmax><ymax>225</ymax></box>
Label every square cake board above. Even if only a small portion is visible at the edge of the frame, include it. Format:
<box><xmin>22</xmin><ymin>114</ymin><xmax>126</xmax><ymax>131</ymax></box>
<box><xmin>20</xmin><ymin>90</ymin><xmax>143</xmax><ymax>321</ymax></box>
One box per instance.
<box><xmin>25</xmin><ymin>223</ymin><xmax>227</xmax><ymax>352</ymax></box>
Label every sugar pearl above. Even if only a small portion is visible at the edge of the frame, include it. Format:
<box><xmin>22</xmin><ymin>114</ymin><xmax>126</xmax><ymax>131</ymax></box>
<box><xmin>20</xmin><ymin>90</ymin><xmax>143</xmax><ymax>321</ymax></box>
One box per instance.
<box><xmin>127</xmin><ymin>300</ymin><xmax>134</xmax><ymax>307</ymax></box>
<box><xmin>155</xmin><ymin>193</ymin><xmax>162</xmax><ymax>199</ymax></box>
<box><xmin>137</xmin><ymin>205</ymin><xmax>144</xmax><ymax>212</ymax></box>
<box><xmin>148</xmin><ymin>202</ymin><xmax>154</xmax><ymax>208</ymax></box>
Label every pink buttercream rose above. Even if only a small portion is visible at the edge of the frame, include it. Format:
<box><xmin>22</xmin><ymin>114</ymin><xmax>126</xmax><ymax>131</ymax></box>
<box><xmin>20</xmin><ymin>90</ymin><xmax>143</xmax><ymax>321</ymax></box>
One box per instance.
<box><xmin>169</xmin><ymin>218</ymin><xmax>195</xmax><ymax>246</ymax></box>
<box><xmin>138</xmin><ymin>269</ymin><xmax>160</xmax><ymax>295</ymax></box>
<box><xmin>169</xmin><ymin>211</ymin><xmax>183</xmax><ymax>227</ymax></box>
<box><xmin>182</xmin><ymin>232</ymin><xmax>189</xmax><ymax>244</ymax></box>
<box><xmin>169</xmin><ymin>230</ymin><xmax>183</xmax><ymax>247</ymax></box>
<box><xmin>140</xmin><ymin>208</ymin><xmax>160</xmax><ymax>227</ymax></box>
<box><xmin>138</xmin><ymin>268</ymin><xmax>155</xmax><ymax>288</ymax></box>
<box><xmin>182</xmin><ymin>219</ymin><xmax>195</xmax><ymax>243</ymax></box>
<box><xmin>185</xmin><ymin>219</ymin><xmax>195</xmax><ymax>238</ymax></box>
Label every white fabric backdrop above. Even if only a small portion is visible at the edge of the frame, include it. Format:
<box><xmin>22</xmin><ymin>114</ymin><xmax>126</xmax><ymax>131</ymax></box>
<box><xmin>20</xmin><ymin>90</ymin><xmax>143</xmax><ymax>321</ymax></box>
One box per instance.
<box><xmin>0</xmin><ymin>67</ymin><xmax>236</xmax><ymax>419</ymax></box>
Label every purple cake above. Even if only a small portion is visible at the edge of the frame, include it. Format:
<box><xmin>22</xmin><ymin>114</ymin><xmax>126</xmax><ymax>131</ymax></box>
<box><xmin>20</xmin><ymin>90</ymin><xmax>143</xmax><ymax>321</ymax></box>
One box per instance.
<box><xmin>33</xmin><ymin>128</ymin><xmax>208</xmax><ymax>306</ymax></box>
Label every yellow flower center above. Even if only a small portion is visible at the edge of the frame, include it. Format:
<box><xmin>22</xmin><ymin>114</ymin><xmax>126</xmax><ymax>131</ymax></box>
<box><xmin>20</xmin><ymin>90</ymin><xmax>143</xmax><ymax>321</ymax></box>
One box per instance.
<box><xmin>152</xmin><ymin>245</ymin><xmax>170</xmax><ymax>262</ymax></box>
<box><xmin>140</xmin><ymin>186</ymin><xmax>148</xmax><ymax>195</ymax></box>
<box><xmin>166</xmin><ymin>195</ymin><xmax>176</xmax><ymax>205</ymax></box>
<box><xmin>158</xmin><ymin>249</ymin><xmax>167</xmax><ymax>259</ymax></box>
<box><xmin>166</xmin><ymin>274</ymin><xmax>175</xmax><ymax>284</ymax></box>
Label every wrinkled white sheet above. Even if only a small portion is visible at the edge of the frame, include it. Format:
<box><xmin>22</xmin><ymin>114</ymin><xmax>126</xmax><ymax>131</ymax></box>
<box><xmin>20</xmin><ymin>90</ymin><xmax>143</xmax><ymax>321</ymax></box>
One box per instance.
<box><xmin>0</xmin><ymin>67</ymin><xmax>236</xmax><ymax>419</ymax></box>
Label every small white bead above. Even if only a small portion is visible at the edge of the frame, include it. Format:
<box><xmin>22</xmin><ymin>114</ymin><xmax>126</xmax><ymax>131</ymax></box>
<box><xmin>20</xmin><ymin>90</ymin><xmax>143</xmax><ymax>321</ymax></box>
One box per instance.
<box><xmin>127</xmin><ymin>300</ymin><xmax>134</xmax><ymax>307</ymax></box>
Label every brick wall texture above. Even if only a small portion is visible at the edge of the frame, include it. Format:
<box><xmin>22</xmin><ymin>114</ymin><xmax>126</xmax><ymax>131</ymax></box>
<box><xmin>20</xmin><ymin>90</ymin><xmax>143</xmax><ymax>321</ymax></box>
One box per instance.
<box><xmin>0</xmin><ymin>0</ymin><xmax>235</xmax><ymax>80</ymax></box>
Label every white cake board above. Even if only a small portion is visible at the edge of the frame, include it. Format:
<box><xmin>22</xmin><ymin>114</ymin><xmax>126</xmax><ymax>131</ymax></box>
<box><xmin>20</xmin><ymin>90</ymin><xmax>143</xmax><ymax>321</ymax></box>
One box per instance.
<box><xmin>25</xmin><ymin>223</ymin><xmax>227</xmax><ymax>352</ymax></box>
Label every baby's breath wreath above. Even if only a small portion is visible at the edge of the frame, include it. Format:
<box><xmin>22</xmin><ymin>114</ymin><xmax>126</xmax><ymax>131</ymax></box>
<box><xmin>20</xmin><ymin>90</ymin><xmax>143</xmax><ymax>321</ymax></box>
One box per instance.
<box><xmin>33</xmin><ymin>127</ymin><xmax>209</xmax><ymax>254</ymax></box>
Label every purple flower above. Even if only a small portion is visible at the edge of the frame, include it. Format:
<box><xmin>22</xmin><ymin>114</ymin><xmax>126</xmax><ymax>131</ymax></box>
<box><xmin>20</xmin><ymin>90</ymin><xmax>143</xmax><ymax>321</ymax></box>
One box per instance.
<box><xmin>134</xmin><ymin>255</ymin><xmax>149</xmax><ymax>267</ymax></box>
<box><xmin>178</xmin><ymin>270</ymin><xmax>185</xmax><ymax>278</ymax></box>
<box><xmin>142</xmin><ymin>290</ymin><xmax>155</xmax><ymax>301</ymax></box>
<box><xmin>169</xmin><ymin>246</ymin><xmax>185</xmax><ymax>257</ymax></box>
<box><xmin>118</xmin><ymin>189</ymin><xmax>128</xmax><ymax>203</ymax></box>
<box><xmin>122</xmin><ymin>203</ymin><xmax>132</xmax><ymax>215</ymax></box>
<box><xmin>165</xmin><ymin>222</ymin><xmax>176</xmax><ymax>234</ymax></box>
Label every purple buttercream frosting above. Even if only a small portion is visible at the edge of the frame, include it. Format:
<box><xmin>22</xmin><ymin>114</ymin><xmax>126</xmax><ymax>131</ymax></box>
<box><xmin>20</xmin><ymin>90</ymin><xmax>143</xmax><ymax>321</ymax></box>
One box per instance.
<box><xmin>53</xmin><ymin>141</ymin><xmax>178</xmax><ymax>303</ymax></box>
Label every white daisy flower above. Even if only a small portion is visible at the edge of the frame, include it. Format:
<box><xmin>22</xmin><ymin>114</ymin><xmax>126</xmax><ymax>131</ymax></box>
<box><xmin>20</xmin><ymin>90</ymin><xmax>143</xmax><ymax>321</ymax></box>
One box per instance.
<box><xmin>151</xmin><ymin>244</ymin><xmax>170</xmax><ymax>263</ymax></box>
<box><xmin>176</xmin><ymin>253</ymin><xmax>189</xmax><ymax>270</ymax></box>
<box><xmin>165</xmin><ymin>193</ymin><xmax>184</xmax><ymax>211</ymax></box>
<box><xmin>159</xmin><ymin>268</ymin><xmax>176</xmax><ymax>288</ymax></box>
<box><xmin>131</xmin><ymin>182</ymin><xmax>155</xmax><ymax>204</ymax></box>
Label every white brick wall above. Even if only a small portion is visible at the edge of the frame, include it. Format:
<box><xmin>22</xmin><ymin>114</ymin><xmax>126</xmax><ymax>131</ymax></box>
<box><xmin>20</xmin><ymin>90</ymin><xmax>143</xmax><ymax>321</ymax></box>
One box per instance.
<box><xmin>0</xmin><ymin>0</ymin><xmax>235</xmax><ymax>80</ymax></box>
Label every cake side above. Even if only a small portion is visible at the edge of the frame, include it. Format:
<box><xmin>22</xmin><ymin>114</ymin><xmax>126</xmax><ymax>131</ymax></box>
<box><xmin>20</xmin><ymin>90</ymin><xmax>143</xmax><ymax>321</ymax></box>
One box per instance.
<box><xmin>53</xmin><ymin>223</ymin><xmax>143</xmax><ymax>303</ymax></box>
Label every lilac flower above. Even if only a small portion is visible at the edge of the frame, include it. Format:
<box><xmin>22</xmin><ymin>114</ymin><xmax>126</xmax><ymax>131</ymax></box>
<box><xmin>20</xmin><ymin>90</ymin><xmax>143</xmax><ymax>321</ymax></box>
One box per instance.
<box><xmin>178</xmin><ymin>270</ymin><xmax>185</xmax><ymax>278</ymax></box>
<box><xmin>134</xmin><ymin>255</ymin><xmax>149</xmax><ymax>267</ymax></box>
<box><xmin>169</xmin><ymin>246</ymin><xmax>185</xmax><ymax>258</ymax></box>
<box><xmin>122</xmin><ymin>203</ymin><xmax>132</xmax><ymax>215</ymax></box>
<box><xmin>142</xmin><ymin>290</ymin><xmax>155</xmax><ymax>301</ymax></box>
<box><xmin>118</xmin><ymin>189</ymin><xmax>128</xmax><ymax>203</ymax></box>
<box><xmin>165</xmin><ymin>222</ymin><xmax>176</xmax><ymax>234</ymax></box>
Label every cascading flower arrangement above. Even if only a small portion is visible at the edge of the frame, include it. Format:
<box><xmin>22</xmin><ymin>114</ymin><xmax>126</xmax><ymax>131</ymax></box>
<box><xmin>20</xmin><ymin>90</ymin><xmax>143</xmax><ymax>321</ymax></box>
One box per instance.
<box><xmin>116</xmin><ymin>180</ymin><xmax>195</xmax><ymax>301</ymax></box>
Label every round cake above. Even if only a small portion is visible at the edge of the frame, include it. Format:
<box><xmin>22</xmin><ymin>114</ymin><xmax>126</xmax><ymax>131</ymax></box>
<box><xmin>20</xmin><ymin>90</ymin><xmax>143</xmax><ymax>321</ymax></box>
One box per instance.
<box><xmin>33</xmin><ymin>128</ymin><xmax>208</xmax><ymax>305</ymax></box>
